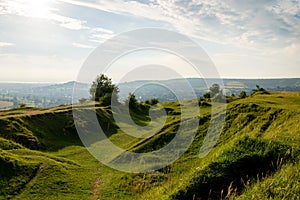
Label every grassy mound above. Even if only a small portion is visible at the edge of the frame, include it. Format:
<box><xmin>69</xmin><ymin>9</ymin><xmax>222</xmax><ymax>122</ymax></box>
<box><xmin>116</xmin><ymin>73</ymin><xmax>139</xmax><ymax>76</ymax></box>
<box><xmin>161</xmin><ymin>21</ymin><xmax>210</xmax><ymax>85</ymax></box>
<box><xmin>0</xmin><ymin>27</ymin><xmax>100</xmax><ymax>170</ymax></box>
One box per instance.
<box><xmin>173</xmin><ymin>136</ymin><xmax>298</xmax><ymax>199</ymax></box>
<box><xmin>0</xmin><ymin>150</ymin><xmax>38</xmax><ymax>198</ymax></box>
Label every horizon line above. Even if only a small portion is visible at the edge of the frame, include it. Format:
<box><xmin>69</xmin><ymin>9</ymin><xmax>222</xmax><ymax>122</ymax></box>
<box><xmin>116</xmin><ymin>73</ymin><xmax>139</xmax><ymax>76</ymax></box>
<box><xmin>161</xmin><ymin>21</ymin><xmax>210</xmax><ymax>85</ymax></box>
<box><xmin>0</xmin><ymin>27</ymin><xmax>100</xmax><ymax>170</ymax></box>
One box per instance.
<box><xmin>1</xmin><ymin>77</ymin><xmax>300</xmax><ymax>84</ymax></box>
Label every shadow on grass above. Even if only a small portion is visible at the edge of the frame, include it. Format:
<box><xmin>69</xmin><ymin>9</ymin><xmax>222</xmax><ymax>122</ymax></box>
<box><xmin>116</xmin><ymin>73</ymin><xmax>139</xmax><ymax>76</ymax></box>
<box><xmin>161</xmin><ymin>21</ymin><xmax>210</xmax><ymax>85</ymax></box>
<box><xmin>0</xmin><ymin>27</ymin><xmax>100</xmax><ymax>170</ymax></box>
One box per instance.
<box><xmin>173</xmin><ymin>136</ymin><xmax>298</xmax><ymax>200</ymax></box>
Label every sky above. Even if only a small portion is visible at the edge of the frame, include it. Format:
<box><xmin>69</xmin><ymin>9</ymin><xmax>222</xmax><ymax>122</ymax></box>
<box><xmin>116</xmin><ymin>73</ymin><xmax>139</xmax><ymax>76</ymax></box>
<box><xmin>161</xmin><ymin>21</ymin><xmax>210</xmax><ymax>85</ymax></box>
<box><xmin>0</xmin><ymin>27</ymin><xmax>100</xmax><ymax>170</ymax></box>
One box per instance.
<box><xmin>0</xmin><ymin>0</ymin><xmax>299</xmax><ymax>83</ymax></box>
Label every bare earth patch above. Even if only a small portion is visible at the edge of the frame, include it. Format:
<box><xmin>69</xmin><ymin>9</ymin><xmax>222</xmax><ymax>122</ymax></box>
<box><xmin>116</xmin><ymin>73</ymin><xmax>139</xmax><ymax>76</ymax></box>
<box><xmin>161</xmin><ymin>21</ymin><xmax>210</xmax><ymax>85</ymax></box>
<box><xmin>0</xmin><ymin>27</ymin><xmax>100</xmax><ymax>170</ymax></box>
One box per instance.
<box><xmin>90</xmin><ymin>167</ymin><xmax>102</xmax><ymax>200</ymax></box>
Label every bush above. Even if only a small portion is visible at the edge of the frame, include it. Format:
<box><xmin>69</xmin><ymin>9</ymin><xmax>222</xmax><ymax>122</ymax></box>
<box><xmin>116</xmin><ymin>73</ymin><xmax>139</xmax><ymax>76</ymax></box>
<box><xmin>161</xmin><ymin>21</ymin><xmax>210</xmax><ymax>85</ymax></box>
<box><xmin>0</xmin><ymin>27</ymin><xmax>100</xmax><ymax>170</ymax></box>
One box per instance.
<box><xmin>239</xmin><ymin>91</ymin><xmax>247</xmax><ymax>99</ymax></box>
<box><xmin>19</xmin><ymin>103</ymin><xmax>26</xmax><ymax>108</ymax></box>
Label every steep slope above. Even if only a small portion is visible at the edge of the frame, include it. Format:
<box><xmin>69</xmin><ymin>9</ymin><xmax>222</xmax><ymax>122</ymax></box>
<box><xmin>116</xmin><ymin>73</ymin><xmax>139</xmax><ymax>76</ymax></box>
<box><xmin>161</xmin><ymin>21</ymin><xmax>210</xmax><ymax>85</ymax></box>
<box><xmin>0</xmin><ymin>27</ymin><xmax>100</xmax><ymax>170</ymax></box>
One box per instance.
<box><xmin>0</xmin><ymin>105</ymin><xmax>100</xmax><ymax>199</ymax></box>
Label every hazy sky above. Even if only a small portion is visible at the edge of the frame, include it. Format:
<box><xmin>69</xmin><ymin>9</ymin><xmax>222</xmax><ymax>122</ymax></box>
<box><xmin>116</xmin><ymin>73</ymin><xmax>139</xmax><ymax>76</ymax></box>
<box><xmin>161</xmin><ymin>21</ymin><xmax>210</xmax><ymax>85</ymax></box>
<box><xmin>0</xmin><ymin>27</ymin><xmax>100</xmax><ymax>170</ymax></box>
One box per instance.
<box><xmin>0</xmin><ymin>0</ymin><xmax>299</xmax><ymax>82</ymax></box>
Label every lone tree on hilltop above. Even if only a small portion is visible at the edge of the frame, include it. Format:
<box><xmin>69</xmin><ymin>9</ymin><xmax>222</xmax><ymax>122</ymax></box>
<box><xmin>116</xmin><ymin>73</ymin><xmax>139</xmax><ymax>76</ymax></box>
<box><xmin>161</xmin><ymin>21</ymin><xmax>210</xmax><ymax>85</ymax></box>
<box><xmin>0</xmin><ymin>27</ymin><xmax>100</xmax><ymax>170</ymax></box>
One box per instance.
<box><xmin>89</xmin><ymin>74</ymin><xmax>119</xmax><ymax>106</ymax></box>
<box><xmin>127</xmin><ymin>93</ymin><xmax>138</xmax><ymax>110</ymax></box>
<box><xmin>239</xmin><ymin>91</ymin><xmax>247</xmax><ymax>99</ymax></box>
<box><xmin>209</xmin><ymin>83</ymin><xmax>220</xmax><ymax>97</ymax></box>
<box><xmin>251</xmin><ymin>85</ymin><xmax>270</xmax><ymax>95</ymax></box>
<box><xmin>203</xmin><ymin>83</ymin><xmax>225</xmax><ymax>102</ymax></box>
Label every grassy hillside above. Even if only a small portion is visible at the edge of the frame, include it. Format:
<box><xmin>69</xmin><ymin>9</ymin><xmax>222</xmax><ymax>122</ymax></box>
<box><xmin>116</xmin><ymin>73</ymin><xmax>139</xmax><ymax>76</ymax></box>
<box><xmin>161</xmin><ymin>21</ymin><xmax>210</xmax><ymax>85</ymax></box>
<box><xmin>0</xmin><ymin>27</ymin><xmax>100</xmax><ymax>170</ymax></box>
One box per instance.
<box><xmin>0</xmin><ymin>92</ymin><xmax>299</xmax><ymax>199</ymax></box>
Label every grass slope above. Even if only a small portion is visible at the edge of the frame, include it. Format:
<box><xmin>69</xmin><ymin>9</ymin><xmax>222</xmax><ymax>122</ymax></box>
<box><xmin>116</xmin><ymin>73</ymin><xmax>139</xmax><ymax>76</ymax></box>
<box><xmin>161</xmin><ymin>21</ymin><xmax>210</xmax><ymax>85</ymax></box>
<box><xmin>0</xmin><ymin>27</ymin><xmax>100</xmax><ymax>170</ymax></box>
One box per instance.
<box><xmin>0</xmin><ymin>92</ymin><xmax>299</xmax><ymax>199</ymax></box>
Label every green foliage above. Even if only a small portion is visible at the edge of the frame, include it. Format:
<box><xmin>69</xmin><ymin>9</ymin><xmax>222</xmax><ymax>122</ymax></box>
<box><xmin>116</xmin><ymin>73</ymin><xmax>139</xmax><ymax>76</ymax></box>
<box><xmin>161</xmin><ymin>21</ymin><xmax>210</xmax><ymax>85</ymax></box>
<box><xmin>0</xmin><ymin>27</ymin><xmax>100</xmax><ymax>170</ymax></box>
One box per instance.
<box><xmin>203</xmin><ymin>92</ymin><xmax>210</xmax><ymax>99</ymax></box>
<box><xmin>89</xmin><ymin>74</ymin><xmax>119</xmax><ymax>105</ymax></box>
<box><xmin>226</xmin><ymin>95</ymin><xmax>238</xmax><ymax>103</ymax></box>
<box><xmin>239</xmin><ymin>91</ymin><xmax>247</xmax><ymax>98</ymax></box>
<box><xmin>204</xmin><ymin>83</ymin><xmax>226</xmax><ymax>102</ymax></box>
<box><xmin>252</xmin><ymin>85</ymin><xmax>270</xmax><ymax>95</ymax></box>
<box><xmin>146</xmin><ymin>98</ymin><xmax>159</xmax><ymax>106</ymax></box>
<box><xmin>19</xmin><ymin>103</ymin><xmax>26</xmax><ymax>108</ymax></box>
<box><xmin>212</xmin><ymin>91</ymin><xmax>226</xmax><ymax>102</ymax></box>
<box><xmin>198</xmin><ymin>99</ymin><xmax>211</xmax><ymax>107</ymax></box>
<box><xmin>210</xmin><ymin>83</ymin><xmax>220</xmax><ymax>97</ymax></box>
<box><xmin>202</xmin><ymin>84</ymin><xmax>221</xmax><ymax>100</ymax></box>
<box><xmin>128</xmin><ymin>93</ymin><xmax>138</xmax><ymax>110</ymax></box>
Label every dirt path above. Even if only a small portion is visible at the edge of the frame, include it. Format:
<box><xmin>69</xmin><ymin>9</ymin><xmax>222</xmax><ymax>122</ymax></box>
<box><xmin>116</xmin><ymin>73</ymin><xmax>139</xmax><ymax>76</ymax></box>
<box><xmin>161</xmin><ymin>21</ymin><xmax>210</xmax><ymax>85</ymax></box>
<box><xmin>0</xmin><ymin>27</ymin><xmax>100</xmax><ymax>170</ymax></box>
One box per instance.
<box><xmin>0</xmin><ymin>105</ymin><xmax>72</xmax><ymax>119</ymax></box>
<box><xmin>0</xmin><ymin>104</ymin><xmax>98</xmax><ymax>119</ymax></box>
<box><xmin>90</xmin><ymin>166</ymin><xmax>102</xmax><ymax>200</ymax></box>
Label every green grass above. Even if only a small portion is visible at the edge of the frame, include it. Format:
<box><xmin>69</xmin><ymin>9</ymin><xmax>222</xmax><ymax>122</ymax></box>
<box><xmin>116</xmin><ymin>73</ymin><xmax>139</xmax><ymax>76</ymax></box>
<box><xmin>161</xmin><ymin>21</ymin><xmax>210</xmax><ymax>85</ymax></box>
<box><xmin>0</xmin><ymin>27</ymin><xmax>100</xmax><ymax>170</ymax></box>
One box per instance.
<box><xmin>0</xmin><ymin>150</ymin><xmax>39</xmax><ymax>199</ymax></box>
<box><xmin>12</xmin><ymin>147</ymin><xmax>99</xmax><ymax>200</ymax></box>
<box><xmin>0</xmin><ymin>92</ymin><xmax>299</xmax><ymax>199</ymax></box>
<box><xmin>231</xmin><ymin>162</ymin><xmax>300</xmax><ymax>200</ymax></box>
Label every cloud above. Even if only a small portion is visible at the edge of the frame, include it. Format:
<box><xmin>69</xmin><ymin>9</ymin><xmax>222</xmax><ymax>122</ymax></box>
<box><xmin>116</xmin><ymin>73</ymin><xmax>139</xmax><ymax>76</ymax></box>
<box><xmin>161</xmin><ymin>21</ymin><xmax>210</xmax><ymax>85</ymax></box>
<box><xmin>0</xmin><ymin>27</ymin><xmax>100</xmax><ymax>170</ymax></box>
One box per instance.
<box><xmin>0</xmin><ymin>0</ymin><xmax>87</xmax><ymax>30</ymax></box>
<box><xmin>89</xmin><ymin>27</ymin><xmax>115</xmax><ymax>43</ymax></box>
<box><xmin>58</xmin><ymin>0</ymin><xmax>300</xmax><ymax>50</ymax></box>
<box><xmin>49</xmin><ymin>13</ymin><xmax>87</xmax><ymax>30</ymax></box>
<box><xmin>1</xmin><ymin>0</ymin><xmax>299</xmax><ymax>81</ymax></box>
<box><xmin>0</xmin><ymin>42</ymin><xmax>15</xmax><ymax>47</ymax></box>
<box><xmin>2</xmin><ymin>0</ymin><xmax>299</xmax><ymax>50</ymax></box>
<box><xmin>72</xmin><ymin>42</ymin><xmax>95</xmax><ymax>49</ymax></box>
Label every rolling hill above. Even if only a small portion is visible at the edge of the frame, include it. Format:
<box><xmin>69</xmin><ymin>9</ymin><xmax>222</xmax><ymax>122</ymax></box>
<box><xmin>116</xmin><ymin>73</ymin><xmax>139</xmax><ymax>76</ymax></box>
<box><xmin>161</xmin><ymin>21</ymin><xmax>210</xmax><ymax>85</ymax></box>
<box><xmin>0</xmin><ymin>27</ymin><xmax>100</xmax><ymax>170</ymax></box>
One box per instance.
<box><xmin>0</xmin><ymin>91</ymin><xmax>299</xmax><ymax>199</ymax></box>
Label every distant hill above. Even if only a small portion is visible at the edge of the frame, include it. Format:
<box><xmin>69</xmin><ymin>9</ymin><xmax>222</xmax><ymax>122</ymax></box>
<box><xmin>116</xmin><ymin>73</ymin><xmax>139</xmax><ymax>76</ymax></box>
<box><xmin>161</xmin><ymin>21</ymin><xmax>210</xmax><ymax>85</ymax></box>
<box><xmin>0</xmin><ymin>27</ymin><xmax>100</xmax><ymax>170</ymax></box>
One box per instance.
<box><xmin>0</xmin><ymin>78</ymin><xmax>299</xmax><ymax>108</ymax></box>
<box><xmin>0</xmin><ymin>81</ymin><xmax>90</xmax><ymax>108</ymax></box>
<box><xmin>118</xmin><ymin>78</ymin><xmax>300</xmax><ymax>101</ymax></box>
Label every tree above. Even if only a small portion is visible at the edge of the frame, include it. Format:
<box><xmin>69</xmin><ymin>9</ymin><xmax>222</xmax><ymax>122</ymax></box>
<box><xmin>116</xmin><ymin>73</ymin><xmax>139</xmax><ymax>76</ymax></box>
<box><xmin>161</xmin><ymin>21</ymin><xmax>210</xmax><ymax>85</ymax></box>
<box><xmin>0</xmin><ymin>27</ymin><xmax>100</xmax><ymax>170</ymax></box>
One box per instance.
<box><xmin>207</xmin><ymin>84</ymin><xmax>226</xmax><ymax>102</ymax></box>
<box><xmin>149</xmin><ymin>98</ymin><xmax>159</xmax><ymax>105</ymax></box>
<box><xmin>203</xmin><ymin>92</ymin><xmax>210</xmax><ymax>99</ymax></box>
<box><xmin>209</xmin><ymin>84</ymin><xmax>220</xmax><ymax>97</ymax></box>
<box><xmin>127</xmin><ymin>93</ymin><xmax>138</xmax><ymax>110</ymax></box>
<box><xmin>89</xmin><ymin>74</ymin><xmax>119</xmax><ymax>105</ymax></box>
<box><xmin>202</xmin><ymin>84</ymin><xmax>224</xmax><ymax>101</ymax></box>
<box><xmin>251</xmin><ymin>85</ymin><xmax>270</xmax><ymax>95</ymax></box>
<box><xmin>19</xmin><ymin>103</ymin><xmax>27</xmax><ymax>108</ymax></box>
<box><xmin>239</xmin><ymin>91</ymin><xmax>247</xmax><ymax>99</ymax></box>
<box><xmin>213</xmin><ymin>91</ymin><xmax>226</xmax><ymax>102</ymax></box>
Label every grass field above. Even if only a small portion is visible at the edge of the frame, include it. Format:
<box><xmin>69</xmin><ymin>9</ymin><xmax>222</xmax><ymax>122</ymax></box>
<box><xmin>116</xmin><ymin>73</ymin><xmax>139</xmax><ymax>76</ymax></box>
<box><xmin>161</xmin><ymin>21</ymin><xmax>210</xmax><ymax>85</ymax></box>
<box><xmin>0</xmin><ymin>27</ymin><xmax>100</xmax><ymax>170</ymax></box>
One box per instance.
<box><xmin>0</xmin><ymin>92</ymin><xmax>299</xmax><ymax>199</ymax></box>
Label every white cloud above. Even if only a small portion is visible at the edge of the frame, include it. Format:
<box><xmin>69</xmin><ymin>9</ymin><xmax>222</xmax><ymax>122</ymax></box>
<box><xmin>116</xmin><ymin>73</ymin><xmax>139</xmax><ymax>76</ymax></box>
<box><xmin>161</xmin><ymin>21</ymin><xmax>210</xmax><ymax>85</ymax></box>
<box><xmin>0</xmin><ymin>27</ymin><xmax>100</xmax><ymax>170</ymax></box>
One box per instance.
<box><xmin>49</xmin><ymin>13</ymin><xmax>87</xmax><ymax>30</ymax></box>
<box><xmin>0</xmin><ymin>42</ymin><xmax>15</xmax><ymax>47</ymax></box>
<box><xmin>1</xmin><ymin>0</ymin><xmax>299</xmax><ymax>80</ymax></box>
<box><xmin>2</xmin><ymin>0</ymin><xmax>299</xmax><ymax>51</ymax></box>
<box><xmin>0</xmin><ymin>0</ymin><xmax>87</xmax><ymax>30</ymax></box>
<box><xmin>58</xmin><ymin>0</ymin><xmax>300</xmax><ymax>49</ymax></box>
<box><xmin>92</xmin><ymin>27</ymin><xmax>114</xmax><ymax>34</ymax></box>
<box><xmin>72</xmin><ymin>42</ymin><xmax>95</xmax><ymax>49</ymax></box>
<box><xmin>89</xmin><ymin>27</ymin><xmax>115</xmax><ymax>43</ymax></box>
<box><xmin>54</xmin><ymin>0</ymin><xmax>300</xmax><ymax>79</ymax></box>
